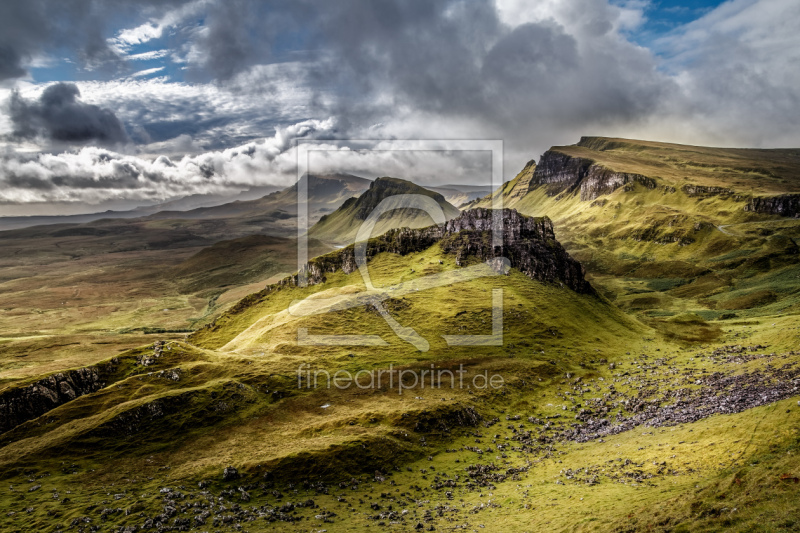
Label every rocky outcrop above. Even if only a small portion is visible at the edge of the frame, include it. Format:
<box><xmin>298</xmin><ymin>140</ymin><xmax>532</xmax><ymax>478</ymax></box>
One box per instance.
<box><xmin>531</xmin><ymin>150</ymin><xmax>656</xmax><ymax>201</ymax></box>
<box><xmin>744</xmin><ymin>194</ymin><xmax>800</xmax><ymax>217</ymax></box>
<box><xmin>681</xmin><ymin>185</ymin><xmax>737</xmax><ymax>198</ymax></box>
<box><xmin>0</xmin><ymin>367</ymin><xmax>105</xmax><ymax>434</ymax></box>
<box><xmin>284</xmin><ymin>208</ymin><xmax>593</xmax><ymax>294</ymax></box>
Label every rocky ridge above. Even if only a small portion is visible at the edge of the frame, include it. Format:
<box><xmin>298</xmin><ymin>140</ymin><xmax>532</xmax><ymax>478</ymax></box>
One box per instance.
<box><xmin>0</xmin><ymin>341</ymin><xmax>174</xmax><ymax>436</ymax></box>
<box><xmin>531</xmin><ymin>150</ymin><xmax>657</xmax><ymax>201</ymax></box>
<box><xmin>0</xmin><ymin>367</ymin><xmax>106</xmax><ymax>435</ymax></box>
<box><xmin>285</xmin><ymin>208</ymin><xmax>592</xmax><ymax>294</ymax></box>
<box><xmin>745</xmin><ymin>193</ymin><xmax>800</xmax><ymax>217</ymax></box>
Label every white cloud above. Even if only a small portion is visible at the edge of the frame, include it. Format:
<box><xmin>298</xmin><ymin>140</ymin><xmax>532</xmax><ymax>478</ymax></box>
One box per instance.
<box><xmin>0</xmin><ymin>118</ymin><xmax>337</xmax><ymax>205</ymax></box>
<box><xmin>129</xmin><ymin>67</ymin><xmax>166</xmax><ymax>78</ymax></box>
<box><xmin>125</xmin><ymin>49</ymin><xmax>170</xmax><ymax>61</ymax></box>
<box><xmin>648</xmin><ymin>0</ymin><xmax>800</xmax><ymax>147</ymax></box>
<box><xmin>108</xmin><ymin>0</ymin><xmax>211</xmax><ymax>52</ymax></box>
<box><xmin>0</xmin><ymin>118</ymin><xmax>499</xmax><ymax>206</ymax></box>
<box><xmin>113</xmin><ymin>22</ymin><xmax>163</xmax><ymax>49</ymax></box>
<box><xmin>495</xmin><ymin>0</ymin><xmax>648</xmax><ymax>33</ymax></box>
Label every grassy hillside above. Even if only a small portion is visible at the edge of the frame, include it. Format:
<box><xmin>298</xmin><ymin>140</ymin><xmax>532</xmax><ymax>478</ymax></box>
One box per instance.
<box><xmin>468</xmin><ymin>138</ymin><xmax>800</xmax><ymax>343</ymax></box>
<box><xmin>309</xmin><ymin>177</ymin><xmax>461</xmax><ymax>245</ymax></box>
<box><xmin>0</xmin><ymin>225</ymin><xmax>332</xmax><ymax>389</ymax></box>
<box><xmin>0</xmin><ymin>225</ymin><xmax>659</xmax><ymax>532</ymax></box>
<box><xmin>1</xmin><ymin>272</ymin><xmax>798</xmax><ymax>531</ymax></box>
<box><xmin>559</xmin><ymin>137</ymin><xmax>800</xmax><ymax>193</ymax></box>
<box><xmin>172</xmin><ymin>234</ymin><xmax>331</xmax><ymax>293</ymax></box>
<box><xmin>1</xmin><ymin>138</ymin><xmax>800</xmax><ymax>532</ymax></box>
<box><xmin>0</xmin><ymin>175</ymin><xmax>365</xmax><ymax>387</ymax></box>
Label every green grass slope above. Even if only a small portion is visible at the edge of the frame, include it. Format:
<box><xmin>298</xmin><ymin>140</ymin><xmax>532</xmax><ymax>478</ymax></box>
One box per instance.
<box><xmin>2</xmin><ymin>139</ymin><xmax>800</xmax><ymax>532</ymax></box>
<box><xmin>1</xmin><ymin>312</ymin><xmax>798</xmax><ymax>532</ymax></box>
<box><xmin>171</xmin><ymin>234</ymin><xmax>332</xmax><ymax>293</ymax></box>
<box><xmin>563</xmin><ymin>137</ymin><xmax>800</xmax><ymax>193</ymax></box>
<box><xmin>469</xmin><ymin>137</ymin><xmax>800</xmax><ymax>341</ymax></box>
<box><xmin>309</xmin><ymin>177</ymin><xmax>461</xmax><ymax>245</ymax></box>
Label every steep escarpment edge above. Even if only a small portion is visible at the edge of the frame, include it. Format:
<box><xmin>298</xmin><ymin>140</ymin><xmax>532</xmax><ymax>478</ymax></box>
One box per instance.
<box><xmin>531</xmin><ymin>149</ymin><xmax>656</xmax><ymax>201</ymax></box>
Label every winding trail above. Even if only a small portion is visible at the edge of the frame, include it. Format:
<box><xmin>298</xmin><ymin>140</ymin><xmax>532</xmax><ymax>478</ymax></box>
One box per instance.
<box><xmin>717</xmin><ymin>224</ymin><xmax>735</xmax><ymax>236</ymax></box>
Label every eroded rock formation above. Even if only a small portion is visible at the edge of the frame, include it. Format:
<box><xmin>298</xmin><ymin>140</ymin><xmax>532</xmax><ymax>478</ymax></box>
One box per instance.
<box><xmin>0</xmin><ymin>367</ymin><xmax>105</xmax><ymax>434</ymax></box>
<box><xmin>284</xmin><ymin>208</ymin><xmax>593</xmax><ymax>294</ymax></box>
<box><xmin>745</xmin><ymin>194</ymin><xmax>800</xmax><ymax>217</ymax></box>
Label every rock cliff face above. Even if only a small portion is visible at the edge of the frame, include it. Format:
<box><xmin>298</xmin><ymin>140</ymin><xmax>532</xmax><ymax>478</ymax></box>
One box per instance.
<box><xmin>505</xmin><ymin>159</ymin><xmax>538</xmax><ymax>204</ymax></box>
<box><xmin>283</xmin><ymin>208</ymin><xmax>593</xmax><ymax>294</ymax></box>
<box><xmin>0</xmin><ymin>367</ymin><xmax>106</xmax><ymax>434</ymax></box>
<box><xmin>744</xmin><ymin>194</ymin><xmax>800</xmax><ymax>217</ymax></box>
<box><xmin>531</xmin><ymin>150</ymin><xmax>656</xmax><ymax>201</ymax></box>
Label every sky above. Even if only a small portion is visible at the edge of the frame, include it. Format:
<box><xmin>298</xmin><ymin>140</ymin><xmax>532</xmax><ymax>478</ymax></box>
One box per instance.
<box><xmin>0</xmin><ymin>0</ymin><xmax>799</xmax><ymax>215</ymax></box>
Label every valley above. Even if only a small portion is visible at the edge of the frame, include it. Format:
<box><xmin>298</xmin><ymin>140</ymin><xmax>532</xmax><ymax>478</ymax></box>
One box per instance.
<box><xmin>0</xmin><ymin>138</ymin><xmax>799</xmax><ymax>532</ymax></box>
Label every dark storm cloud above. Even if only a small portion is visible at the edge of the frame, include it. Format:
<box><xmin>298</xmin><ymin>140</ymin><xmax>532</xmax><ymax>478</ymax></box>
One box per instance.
<box><xmin>188</xmin><ymin>0</ymin><xmax>310</xmax><ymax>81</ymax></box>
<box><xmin>307</xmin><ymin>0</ymin><xmax>502</xmax><ymax>115</ymax></box>
<box><xmin>2</xmin><ymin>0</ymin><xmax>800</xmax><ymax>210</ymax></box>
<box><xmin>179</xmin><ymin>0</ymin><xmax>671</xmax><ymax>146</ymax></box>
<box><xmin>9</xmin><ymin>82</ymin><xmax>129</xmax><ymax>144</ymax></box>
<box><xmin>0</xmin><ymin>45</ymin><xmax>27</xmax><ymax>80</ymax></box>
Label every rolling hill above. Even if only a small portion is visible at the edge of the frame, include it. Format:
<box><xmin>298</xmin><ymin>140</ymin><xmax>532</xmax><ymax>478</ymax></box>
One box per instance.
<box><xmin>1</xmin><ymin>137</ymin><xmax>800</xmax><ymax>532</ymax></box>
<box><xmin>309</xmin><ymin>177</ymin><xmax>462</xmax><ymax>245</ymax></box>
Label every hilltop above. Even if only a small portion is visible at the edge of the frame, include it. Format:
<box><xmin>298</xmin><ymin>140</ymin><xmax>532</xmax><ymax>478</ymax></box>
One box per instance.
<box><xmin>309</xmin><ymin>177</ymin><xmax>461</xmax><ymax>245</ymax></box>
<box><xmin>467</xmin><ymin>137</ymin><xmax>800</xmax><ymax>343</ymax></box>
<box><xmin>192</xmin><ymin>208</ymin><xmax>601</xmax><ymax>352</ymax></box>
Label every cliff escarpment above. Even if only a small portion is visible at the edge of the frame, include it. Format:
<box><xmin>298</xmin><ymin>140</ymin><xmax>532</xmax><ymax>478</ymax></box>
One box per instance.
<box><xmin>0</xmin><ymin>367</ymin><xmax>106</xmax><ymax>435</ymax></box>
<box><xmin>745</xmin><ymin>194</ymin><xmax>800</xmax><ymax>217</ymax></box>
<box><xmin>531</xmin><ymin>150</ymin><xmax>657</xmax><ymax>201</ymax></box>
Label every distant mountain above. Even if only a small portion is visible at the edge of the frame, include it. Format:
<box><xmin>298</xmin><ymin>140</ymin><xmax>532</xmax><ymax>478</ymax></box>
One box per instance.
<box><xmin>0</xmin><ymin>174</ymin><xmax>370</xmax><ymax>233</ymax></box>
<box><xmin>143</xmin><ymin>173</ymin><xmax>371</xmax><ymax>223</ymax></box>
<box><xmin>139</xmin><ymin>185</ymin><xmax>283</xmax><ymax>213</ymax></box>
<box><xmin>0</xmin><ymin>185</ymin><xmax>282</xmax><ymax>232</ymax></box>
<box><xmin>308</xmin><ymin>177</ymin><xmax>461</xmax><ymax>244</ymax></box>
<box><xmin>426</xmin><ymin>184</ymin><xmax>494</xmax><ymax>208</ymax></box>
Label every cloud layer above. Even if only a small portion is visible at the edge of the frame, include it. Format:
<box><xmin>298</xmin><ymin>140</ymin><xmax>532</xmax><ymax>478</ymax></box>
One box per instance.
<box><xmin>0</xmin><ymin>0</ymin><xmax>799</xmax><ymax>211</ymax></box>
<box><xmin>0</xmin><ymin>119</ymin><xmax>493</xmax><ymax>205</ymax></box>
